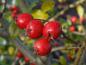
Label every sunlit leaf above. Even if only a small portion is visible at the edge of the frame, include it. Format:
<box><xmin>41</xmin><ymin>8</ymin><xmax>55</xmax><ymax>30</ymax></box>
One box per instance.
<box><xmin>76</xmin><ymin>5</ymin><xmax>84</xmax><ymax>18</ymax></box>
<box><xmin>0</xmin><ymin>37</ymin><xmax>7</xmax><ymax>46</ymax></box>
<box><xmin>41</xmin><ymin>0</ymin><xmax>55</xmax><ymax>12</ymax></box>
<box><xmin>8</xmin><ymin>46</ymin><xmax>15</xmax><ymax>56</ymax></box>
<box><xmin>59</xmin><ymin>56</ymin><xmax>67</xmax><ymax>65</ymax></box>
<box><xmin>32</xmin><ymin>9</ymin><xmax>49</xmax><ymax>20</ymax></box>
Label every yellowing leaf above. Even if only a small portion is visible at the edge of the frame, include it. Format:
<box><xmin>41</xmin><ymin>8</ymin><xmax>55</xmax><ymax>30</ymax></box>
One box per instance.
<box><xmin>8</xmin><ymin>46</ymin><xmax>15</xmax><ymax>55</ymax></box>
<box><xmin>76</xmin><ymin>5</ymin><xmax>84</xmax><ymax>18</ymax></box>
<box><xmin>32</xmin><ymin>9</ymin><xmax>49</xmax><ymax>20</ymax></box>
<box><xmin>41</xmin><ymin>0</ymin><xmax>55</xmax><ymax>12</ymax></box>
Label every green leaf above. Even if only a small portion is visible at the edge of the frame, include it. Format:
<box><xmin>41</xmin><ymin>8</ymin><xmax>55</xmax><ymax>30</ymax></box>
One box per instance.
<box><xmin>41</xmin><ymin>0</ymin><xmax>55</xmax><ymax>12</ymax></box>
<box><xmin>9</xmin><ymin>22</ymin><xmax>20</xmax><ymax>38</ymax></box>
<box><xmin>59</xmin><ymin>56</ymin><xmax>67</xmax><ymax>65</ymax></box>
<box><xmin>76</xmin><ymin>5</ymin><xmax>84</xmax><ymax>18</ymax></box>
<box><xmin>32</xmin><ymin>9</ymin><xmax>49</xmax><ymax>20</ymax></box>
<box><xmin>0</xmin><ymin>5</ymin><xmax>4</xmax><ymax>12</ymax></box>
<box><xmin>3</xmin><ymin>12</ymin><xmax>12</xmax><ymax>22</ymax></box>
<box><xmin>0</xmin><ymin>37</ymin><xmax>7</xmax><ymax>46</ymax></box>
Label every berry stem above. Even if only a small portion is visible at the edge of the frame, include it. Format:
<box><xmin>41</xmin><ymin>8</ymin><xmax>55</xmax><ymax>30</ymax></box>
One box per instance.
<box><xmin>73</xmin><ymin>42</ymin><xmax>85</xmax><ymax>65</ymax></box>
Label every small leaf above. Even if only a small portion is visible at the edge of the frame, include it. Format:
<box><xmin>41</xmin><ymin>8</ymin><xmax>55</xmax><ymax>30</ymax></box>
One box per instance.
<box><xmin>0</xmin><ymin>37</ymin><xmax>7</xmax><ymax>46</ymax></box>
<box><xmin>59</xmin><ymin>56</ymin><xmax>67</xmax><ymax>65</ymax></box>
<box><xmin>9</xmin><ymin>22</ymin><xmax>20</xmax><ymax>38</ymax></box>
<box><xmin>8</xmin><ymin>46</ymin><xmax>15</xmax><ymax>56</ymax></box>
<box><xmin>76</xmin><ymin>5</ymin><xmax>84</xmax><ymax>18</ymax></box>
<box><xmin>32</xmin><ymin>9</ymin><xmax>49</xmax><ymax>20</ymax></box>
<box><xmin>0</xmin><ymin>5</ymin><xmax>4</xmax><ymax>12</ymax></box>
<box><xmin>41</xmin><ymin>0</ymin><xmax>55</xmax><ymax>12</ymax></box>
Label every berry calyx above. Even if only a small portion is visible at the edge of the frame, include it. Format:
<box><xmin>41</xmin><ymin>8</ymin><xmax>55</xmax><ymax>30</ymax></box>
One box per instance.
<box><xmin>34</xmin><ymin>38</ymin><xmax>52</xmax><ymax>56</ymax></box>
<box><xmin>24</xmin><ymin>57</ymin><xmax>30</xmax><ymax>62</ymax></box>
<box><xmin>70</xmin><ymin>16</ymin><xmax>77</xmax><ymax>24</ymax></box>
<box><xmin>69</xmin><ymin>25</ymin><xmax>75</xmax><ymax>32</ymax></box>
<box><xmin>43</xmin><ymin>21</ymin><xmax>61</xmax><ymax>39</ymax></box>
<box><xmin>16</xmin><ymin>13</ymin><xmax>32</xmax><ymax>29</ymax></box>
<box><xmin>26</xmin><ymin>19</ymin><xmax>43</xmax><ymax>39</ymax></box>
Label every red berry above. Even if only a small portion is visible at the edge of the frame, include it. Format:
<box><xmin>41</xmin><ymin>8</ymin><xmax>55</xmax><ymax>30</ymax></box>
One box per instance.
<box><xmin>16</xmin><ymin>51</ymin><xmax>23</xmax><ymax>58</ymax></box>
<box><xmin>10</xmin><ymin>6</ymin><xmax>19</xmax><ymax>13</ymax></box>
<box><xmin>34</xmin><ymin>38</ymin><xmax>52</xmax><ymax>56</ymax></box>
<box><xmin>16</xmin><ymin>13</ymin><xmax>32</xmax><ymax>29</ymax></box>
<box><xmin>70</xmin><ymin>16</ymin><xmax>77</xmax><ymax>23</ymax></box>
<box><xmin>12</xmin><ymin>12</ymin><xmax>17</xmax><ymax>19</ymax></box>
<box><xmin>24</xmin><ymin>57</ymin><xmax>30</xmax><ymax>62</ymax></box>
<box><xmin>43</xmin><ymin>21</ymin><xmax>61</xmax><ymax>39</ymax></box>
<box><xmin>30</xmin><ymin>63</ymin><xmax>36</xmax><ymax>65</ymax></box>
<box><xmin>26</xmin><ymin>19</ymin><xmax>43</xmax><ymax>39</ymax></box>
<box><xmin>69</xmin><ymin>26</ymin><xmax>75</xmax><ymax>32</ymax></box>
<box><xmin>54</xmin><ymin>42</ymin><xmax>59</xmax><ymax>46</ymax></box>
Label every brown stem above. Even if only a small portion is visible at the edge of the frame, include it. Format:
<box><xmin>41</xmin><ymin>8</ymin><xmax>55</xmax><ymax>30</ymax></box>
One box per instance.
<box><xmin>51</xmin><ymin>46</ymin><xmax>80</xmax><ymax>52</ymax></box>
<box><xmin>73</xmin><ymin>42</ymin><xmax>85</xmax><ymax>65</ymax></box>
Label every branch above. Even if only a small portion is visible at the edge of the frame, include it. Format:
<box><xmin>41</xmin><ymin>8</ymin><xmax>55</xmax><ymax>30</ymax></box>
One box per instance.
<box><xmin>73</xmin><ymin>42</ymin><xmax>85</xmax><ymax>65</ymax></box>
<box><xmin>51</xmin><ymin>46</ymin><xmax>80</xmax><ymax>52</ymax></box>
<box><xmin>12</xmin><ymin>38</ymin><xmax>45</xmax><ymax>65</ymax></box>
<box><xmin>78</xmin><ymin>48</ymin><xmax>86</xmax><ymax>65</ymax></box>
<box><xmin>49</xmin><ymin>0</ymin><xmax>85</xmax><ymax>21</ymax></box>
<box><xmin>72</xmin><ymin>31</ymin><xmax>85</xmax><ymax>36</ymax></box>
<box><xmin>62</xmin><ymin>32</ymin><xmax>79</xmax><ymax>44</ymax></box>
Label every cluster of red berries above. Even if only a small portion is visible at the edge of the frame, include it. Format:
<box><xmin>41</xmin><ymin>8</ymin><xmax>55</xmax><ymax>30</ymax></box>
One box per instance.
<box><xmin>69</xmin><ymin>16</ymin><xmax>77</xmax><ymax>32</ymax></box>
<box><xmin>15</xmin><ymin>13</ymin><xmax>62</xmax><ymax>56</ymax></box>
<box><xmin>16</xmin><ymin>50</ymin><xmax>36</xmax><ymax>65</ymax></box>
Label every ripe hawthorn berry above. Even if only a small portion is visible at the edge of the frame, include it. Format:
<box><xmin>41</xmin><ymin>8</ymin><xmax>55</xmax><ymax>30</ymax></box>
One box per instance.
<box><xmin>43</xmin><ymin>21</ymin><xmax>61</xmax><ymax>39</ymax></box>
<box><xmin>69</xmin><ymin>25</ymin><xmax>75</xmax><ymax>32</ymax></box>
<box><xmin>16</xmin><ymin>51</ymin><xmax>23</xmax><ymax>58</ymax></box>
<box><xmin>70</xmin><ymin>16</ymin><xmax>77</xmax><ymax>24</ymax></box>
<box><xmin>34</xmin><ymin>38</ymin><xmax>52</xmax><ymax>56</ymax></box>
<box><xmin>16</xmin><ymin>13</ymin><xmax>32</xmax><ymax>29</ymax></box>
<box><xmin>26</xmin><ymin>19</ymin><xmax>43</xmax><ymax>39</ymax></box>
<box><xmin>24</xmin><ymin>57</ymin><xmax>30</xmax><ymax>62</ymax></box>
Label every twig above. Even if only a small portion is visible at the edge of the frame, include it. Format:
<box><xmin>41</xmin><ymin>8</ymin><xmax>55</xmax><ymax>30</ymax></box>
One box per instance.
<box><xmin>49</xmin><ymin>0</ymin><xmax>85</xmax><ymax>21</ymax></box>
<box><xmin>73</xmin><ymin>42</ymin><xmax>85</xmax><ymax>65</ymax></box>
<box><xmin>78</xmin><ymin>48</ymin><xmax>86</xmax><ymax>65</ymax></box>
<box><xmin>62</xmin><ymin>32</ymin><xmax>79</xmax><ymax>44</ymax></box>
<box><xmin>12</xmin><ymin>38</ymin><xmax>45</xmax><ymax>65</ymax></box>
<box><xmin>72</xmin><ymin>31</ymin><xmax>85</xmax><ymax>36</ymax></box>
<box><xmin>51</xmin><ymin>46</ymin><xmax>80</xmax><ymax>52</ymax></box>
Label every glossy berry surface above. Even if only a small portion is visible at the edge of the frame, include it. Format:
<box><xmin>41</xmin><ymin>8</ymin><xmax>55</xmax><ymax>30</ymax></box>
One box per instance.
<box><xmin>16</xmin><ymin>13</ymin><xmax>32</xmax><ymax>29</ymax></box>
<box><xmin>34</xmin><ymin>38</ymin><xmax>51</xmax><ymax>56</ymax></box>
<box><xmin>69</xmin><ymin>25</ymin><xmax>75</xmax><ymax>32</ymax></box>
<box><xmin>70</xmin><ymin>16</ymin><xmax>77</xmax><ymax>23</ymax></box>
<box><xmin>43</xmin><ymin>21</ymin><xmax>61</xmax><ymax>39</ymax></box>
<box><xmin>26</xmin><ymin>19</ymin><xmax>43</xmax><ymax>39</ymax></box>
